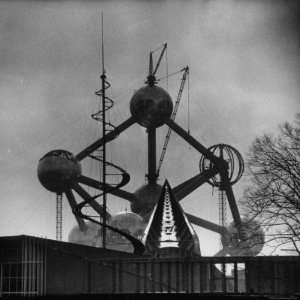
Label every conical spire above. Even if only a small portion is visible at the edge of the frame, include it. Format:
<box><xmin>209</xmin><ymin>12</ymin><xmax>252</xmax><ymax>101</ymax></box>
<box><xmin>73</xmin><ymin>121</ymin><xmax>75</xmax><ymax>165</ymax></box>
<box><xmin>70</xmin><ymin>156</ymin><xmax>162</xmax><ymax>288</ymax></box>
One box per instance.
<box><xmin>143</xmin><ymin>180</ymin><xmax>200</xmax><ymax>257</ymax></box>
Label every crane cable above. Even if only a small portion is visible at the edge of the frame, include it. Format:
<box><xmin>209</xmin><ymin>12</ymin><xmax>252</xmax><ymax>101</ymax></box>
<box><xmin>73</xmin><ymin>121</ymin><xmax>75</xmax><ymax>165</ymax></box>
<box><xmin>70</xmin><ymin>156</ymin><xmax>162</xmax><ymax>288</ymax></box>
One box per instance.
<box><xmin>166</xmin><ymin>45</ymin><xmax>168</xmax><ymax>91</ymax></box>
<box><xmin>187</xmin><ymin>67</ymin><xmax>190</xmax><ymax>136</ymax></box>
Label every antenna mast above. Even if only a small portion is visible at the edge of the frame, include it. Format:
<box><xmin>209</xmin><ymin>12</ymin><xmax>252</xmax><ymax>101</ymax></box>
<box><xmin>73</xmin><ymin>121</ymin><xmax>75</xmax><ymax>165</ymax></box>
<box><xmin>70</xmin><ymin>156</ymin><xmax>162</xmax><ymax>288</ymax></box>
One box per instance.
<box><xmin>100</xmin><ymin>13</ymin><xmax>107</xmax><ymax>248</ymax></box>
<box><xmin>90</xmin><ymin>13</ymin><xmax>125</xmax><ymax>249</ymax></box>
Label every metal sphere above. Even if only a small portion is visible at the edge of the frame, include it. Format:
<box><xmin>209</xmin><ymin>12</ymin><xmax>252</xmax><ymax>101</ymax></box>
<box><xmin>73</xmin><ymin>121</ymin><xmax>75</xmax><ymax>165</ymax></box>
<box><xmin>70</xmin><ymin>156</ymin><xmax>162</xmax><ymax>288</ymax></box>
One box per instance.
<box><xmin>109</xmin><ymin>212</ymin><xmax>146</xmax><ymax>239</ymax></box>
<box><xmin>131</xmin><ymin>183</ymin><xmax>162</xmax><ymax>220</ymax></box>
<box><xmin>221</xmin><ymin>219</ymin><xmax>265</xmax><ymax>256</ymax></box>
<box><xmin>130</xmin><ymin>85</ymin><xmax>173</xmax><ymax>128</ymax></box>
<box><xmin>37</xmin><ymin>149</ymin><xmax>81</xmax><ymax>194</ymax></box>
<box><xmin>199</xmin><ymin>144</ymin><xmax>244</xmax><ymax>187</ymax></box>
<box><xmin>68</xmin><ymin>221</ymin><xmax>101</xmax><ymax>247</ymax></box>
<box><xmin>107</xmin><ymin>212</ymin><xmax>147</xmax><ymax>252</ymax></box>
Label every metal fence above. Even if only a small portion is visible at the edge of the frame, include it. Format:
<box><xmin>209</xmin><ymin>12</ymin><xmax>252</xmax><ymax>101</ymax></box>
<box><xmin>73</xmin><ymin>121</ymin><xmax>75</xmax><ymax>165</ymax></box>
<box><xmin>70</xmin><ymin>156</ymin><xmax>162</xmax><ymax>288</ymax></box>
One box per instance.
<box><xmin>0</xmin><ymin>236</ymin><xmax>300</xmax><ymax>295</ymax></box>
<box><xmin>91</xmin><ymin>258</ymin><xmax>246</xmax><ymax>294</ymax></box>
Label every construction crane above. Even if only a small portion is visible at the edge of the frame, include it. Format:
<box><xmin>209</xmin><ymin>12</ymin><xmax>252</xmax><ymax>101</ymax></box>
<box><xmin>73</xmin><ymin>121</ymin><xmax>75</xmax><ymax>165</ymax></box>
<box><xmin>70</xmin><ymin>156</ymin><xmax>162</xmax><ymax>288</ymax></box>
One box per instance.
<box><xmin>156</xmin><ymin>66</ymin><xmax>189</xmax><ymax>177</ymax></box>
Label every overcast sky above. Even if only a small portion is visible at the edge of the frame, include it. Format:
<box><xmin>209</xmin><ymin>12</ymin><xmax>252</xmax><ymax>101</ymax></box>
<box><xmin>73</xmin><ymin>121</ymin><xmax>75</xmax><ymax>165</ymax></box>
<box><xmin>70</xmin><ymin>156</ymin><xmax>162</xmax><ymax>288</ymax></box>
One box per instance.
<box><xmin>0</xmin><ymin>0</ymin><xmax>299</xmax><ymax>256</ymax></box>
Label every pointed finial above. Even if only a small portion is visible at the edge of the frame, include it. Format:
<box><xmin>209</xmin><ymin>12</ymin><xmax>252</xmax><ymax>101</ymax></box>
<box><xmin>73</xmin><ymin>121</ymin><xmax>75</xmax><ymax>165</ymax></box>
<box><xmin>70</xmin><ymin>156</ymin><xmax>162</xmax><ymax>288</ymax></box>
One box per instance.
<box><xmin>146</xmin><ymin>51</ymin><xmax>156</xmax><ymax>86</ymax></box>
<box><xmin>149</xmin><ymin>51</ymin><xmax>153</xmax><ymax>76</ymax></box>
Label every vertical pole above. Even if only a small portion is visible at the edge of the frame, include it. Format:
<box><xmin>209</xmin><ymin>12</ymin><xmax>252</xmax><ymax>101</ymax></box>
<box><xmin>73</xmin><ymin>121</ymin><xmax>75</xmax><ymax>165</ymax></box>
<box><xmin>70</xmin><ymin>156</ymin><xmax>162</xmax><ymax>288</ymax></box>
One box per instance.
<box><xmin>112</xmin><ymin>262</ymin><xmax>116</xmax><ymax>293</ymax></box>
<box><xmin>209</xmin><ymin>263</ymin><xmax>215</xmax><ymax>292</ymax></box>
<box><xmin>28</xmin><ymin>238</ymin><xmax>32</xmax><ymax>295</ymax></box>
<box><xmin>118</xmin><ymin>261</ymin><xmax>122</xmax><ymax>293</ymax></box>
<box><xmin>190</xmin><ymin>262</ymin><xmax>194</xmax><ymax>293</ymax></box>
<box><xmin>101</xmin><ymin>13</ymin><xmax>107</xmax><ymax>249</ymax></box>
<box><xmin>43</xmin><ymin>239</ymin><xmax>47</xmax><ymax>295</ymax></box>
<box><xmin>159</xmin><ymin>261</ymin><xmax>163</xmax><ymax>292</ymax></box>
<box><xmin>183</xmin><ymin>262</ymin><xmax>187</xmax><ymax>292</ymax></box>
<box><xmin>135</xmin><ymin>262</ymin><xmax>140</xmax><ymax>293</ymax></box>
<box><xmin>221</xmin><ymin>263</ymin><xmax>226</xmax><ymax>293</ymax></box>
<box><xmin>176</xmin><ymin>261</ymin><xmax>180</xmax><ymax>292</ymax></box>
<box><xmin>8</xmin><ymin>263</ymin><xmax>10</xmax><ymax>295</ymax></box>
<box><xmin>0</xmin><ymin>263</ymin><xmax>2</xmax><ymax>297</ymax></box>
<box><xmin>199</xmin><ymin>262</ymin><xmax>204</xmax><ymax>293</ymax></box>
<box><xmin>147</xmin><ymin>128</ymin><xmax>157</xmax><ymax>184</ymax></box>
<box><xmin>234</xmin><ymin>262</ymin><xmax>238</xmax><ymax>293</ymax></box>
<box><xmin>219</xmin><ymin>145</ymin><xmax>226</xmax><ymax>230</ymax></box>
<box><xmin>56</xmin><ymin>194</ymin><xmax>62</xmax><ymax>241</ymax></box>
<box><xmin>32</xmin><ymin>239</ymin><xmax>35</xmax><ymax>295</ymax></box>
<box><xmin>87</xmin><ymin>261</ymin><xmax>92</xmax><ymax>293</ymax></box>
<box><xmin>36</xmin><ymin>240</ymin><xmax>41</xmax><ymax>295</ymax></box>
<box><xmin>219</xmin><ymin>191</ymin><xmax>225</xmax><ymax>227</ymax></box>
<box><xmin>167</xmin><ymin>262</ymin><xmax>171</xmax><ymax>293</ymax></box>
<box><xmin>23</xmin><ymin>238</ymin><xmax>27</xmax><ymax>295</ymax></box>
<box><xmin>102</xmin><ymin>71</ymin><xmax>107</xmax><ymax>249</ymax></box>
<box><xmin>143</xmin><ymin>262</ymin><xmax>147</xmax><ymax>293</ymax></box>
<box><xmin>151</xmin><ymin>261</ymin><xmax>155</xmax><ymax>293</ymax></box>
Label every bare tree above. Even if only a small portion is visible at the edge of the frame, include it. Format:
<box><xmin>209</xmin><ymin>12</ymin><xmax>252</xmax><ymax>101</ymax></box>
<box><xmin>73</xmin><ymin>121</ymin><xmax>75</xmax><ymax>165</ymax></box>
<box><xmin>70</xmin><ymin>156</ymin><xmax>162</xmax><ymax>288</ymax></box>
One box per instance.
<box><xmin>243</xmin><ymin>114</ymin><xmax>300</xmax><ymax>254</ymax></box>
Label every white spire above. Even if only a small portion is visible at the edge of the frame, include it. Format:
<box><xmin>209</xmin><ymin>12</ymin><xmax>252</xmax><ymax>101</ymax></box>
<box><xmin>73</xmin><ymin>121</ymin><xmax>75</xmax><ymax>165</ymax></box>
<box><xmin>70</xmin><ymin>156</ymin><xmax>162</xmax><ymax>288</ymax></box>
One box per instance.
<box><xmin>159</xmin><ymin>184</ymin><xmax>179</xmax><ymax>248</ymax></box>
<box><xmin>143</xmin><ymin>180</ymin><xmax>200</xmax><ymax>257</ymax></box>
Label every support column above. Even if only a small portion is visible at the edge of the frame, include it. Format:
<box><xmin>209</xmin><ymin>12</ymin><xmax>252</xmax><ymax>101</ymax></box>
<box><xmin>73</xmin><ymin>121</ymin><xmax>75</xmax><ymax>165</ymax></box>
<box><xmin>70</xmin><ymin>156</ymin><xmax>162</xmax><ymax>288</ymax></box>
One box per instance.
<box><xmin>147</xmin><ymin>128</ymin><xmax>157</xmax><ymax>184</ymax></box>
<box><xmin>56</xmin><ymin>194</ymin><xmax>62</xmax><ymax>241</ymax></box>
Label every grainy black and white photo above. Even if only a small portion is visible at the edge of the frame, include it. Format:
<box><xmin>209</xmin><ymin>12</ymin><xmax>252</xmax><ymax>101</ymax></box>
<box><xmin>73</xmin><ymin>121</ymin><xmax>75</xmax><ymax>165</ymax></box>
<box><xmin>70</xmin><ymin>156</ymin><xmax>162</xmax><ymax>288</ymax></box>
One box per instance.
<box><xmin>0</xmin><ymin>0</ymin><xmax>299</xmax><ymax>296</ymax></box>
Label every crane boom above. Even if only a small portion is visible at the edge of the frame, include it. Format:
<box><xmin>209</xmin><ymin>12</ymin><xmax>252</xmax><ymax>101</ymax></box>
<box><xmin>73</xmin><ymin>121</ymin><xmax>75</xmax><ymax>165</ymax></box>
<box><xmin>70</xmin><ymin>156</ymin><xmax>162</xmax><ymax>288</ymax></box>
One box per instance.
<box><xmin>156</xmin><ymin>66</ymin><xmax>189</xmax><ymax>176</ymax></box>
<box><xmin>153</xmin><ymin>43</ymin><xmax>167</xmax><ymax>76</ymax></box>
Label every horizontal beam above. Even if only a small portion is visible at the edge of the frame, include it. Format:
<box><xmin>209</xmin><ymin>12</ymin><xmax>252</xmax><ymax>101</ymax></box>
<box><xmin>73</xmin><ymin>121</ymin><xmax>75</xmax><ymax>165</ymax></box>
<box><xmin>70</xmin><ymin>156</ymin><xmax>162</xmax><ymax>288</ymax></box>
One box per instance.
<box><xmin>75</xmin><ymin>116</ymin><xmax>136</xmax><ymax>161</ymax></box>
<box><xmin>186</xmin><ymin>213</ymin><xmax>225</xmax><ymax>234</ymax></box>
<box><xmin>78</xmin><ymin>175</ymin><xmax>136</xmax><ymax>203</ymax></box>
<box><xmin>174</xmin><ymin>167</ymin><xmax>219</xmax><ymax>201</ymax></box>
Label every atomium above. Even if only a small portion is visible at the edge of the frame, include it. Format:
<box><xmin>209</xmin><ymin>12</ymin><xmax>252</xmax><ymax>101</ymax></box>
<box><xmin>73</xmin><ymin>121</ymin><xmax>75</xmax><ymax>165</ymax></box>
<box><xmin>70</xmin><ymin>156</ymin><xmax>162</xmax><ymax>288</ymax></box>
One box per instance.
<box><xmin>38</xmin><ymin>45</ymin><xmax>263</xmax><ymax>257</ymax></box>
